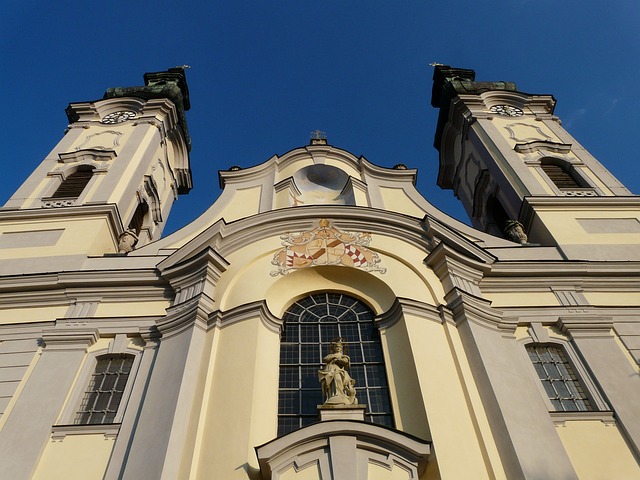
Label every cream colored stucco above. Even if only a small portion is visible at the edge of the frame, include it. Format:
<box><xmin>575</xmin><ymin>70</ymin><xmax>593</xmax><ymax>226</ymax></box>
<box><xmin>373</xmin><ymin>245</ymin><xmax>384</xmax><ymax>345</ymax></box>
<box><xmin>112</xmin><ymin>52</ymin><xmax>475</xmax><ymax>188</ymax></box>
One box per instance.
<box><xmin>483</xmin><ymin>291</ymin><xmax>559</xmax><ymax>308</ymax></box>
<box><xmin>379</xmin><ymin>186</ymin><xmax>427</xmax><ymax>218</ymax></box>
<box><xmin>0</xmin><ymin>217</ymin><xmax>117</xmax><ymax>257</ymax></box>
<box><xmin>584</xmin><ymin>291</ymin><xmax>640</xmax><ymax>306</ymax></box>
<box><xmin>489</xmin><ymin>117</ymin><xmax>560</xmax><ymax>149</ymax></box>
<box><xmin>556</xmin><ymin>420</ymin><xmax>640</xmax><ymax>479</ymax></box>
<box><xmin>536</xmin><ymin>210</ymin><xmax>640</xmax><ymax>245</ymax></box>
<box><xmin>385</xmin><ymin>312</ymin><xmax>495</xmax><ymax>479</ymax></box>
<box><xmin>0</xmin><ymin>307</ymin><xmax>68</xmax><ymax>325</ymax></box>
<box><xmin>368</xmin><ymin>462</ymin><xmax>411</xmax><ymax>480</ymax></box>
<box><xmin>280</xmin><ymin>463</ymin><xmax>322</xmax><ymax>479</ymax></box>
<box><xmin>196</xmin><ymin>318</ymin><xmax>280</xmax><ymax>478</ymax></box>
<box><xmin>222</xmin><ymin>186</ymin><xmax>263</xmax><ymax>222</ymax></box>
<box><xmin>31</xmin><ymin>434</ymin><xmax>115</xmax><ymax>480</ymax></box>
<box><xmin>93</xmin><ymin>300</ymin><xmax>170</xmax><ymax>317</ymax></box>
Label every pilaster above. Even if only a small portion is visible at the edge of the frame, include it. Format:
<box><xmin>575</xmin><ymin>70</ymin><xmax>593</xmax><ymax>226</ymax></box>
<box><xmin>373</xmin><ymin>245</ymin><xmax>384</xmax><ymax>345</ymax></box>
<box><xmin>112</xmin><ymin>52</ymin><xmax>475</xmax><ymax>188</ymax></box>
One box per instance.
<box><xmin>0</xmin><ymin>328</ymin><xmax>97</xmax><ymax>480</ymax></box>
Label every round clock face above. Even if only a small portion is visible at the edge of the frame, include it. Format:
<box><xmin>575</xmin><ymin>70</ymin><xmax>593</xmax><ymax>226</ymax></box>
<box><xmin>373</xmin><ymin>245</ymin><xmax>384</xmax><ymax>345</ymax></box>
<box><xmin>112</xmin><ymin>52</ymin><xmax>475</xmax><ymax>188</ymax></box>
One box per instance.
<box><xmin>490</xmin><ymin>105</ymin><xmax>524</xmax><ymax>117</ymax></box>
<box><xmin>101</xmin><ymin>111</ymin><xmax>137</xmax><ymax>124</ymax></box>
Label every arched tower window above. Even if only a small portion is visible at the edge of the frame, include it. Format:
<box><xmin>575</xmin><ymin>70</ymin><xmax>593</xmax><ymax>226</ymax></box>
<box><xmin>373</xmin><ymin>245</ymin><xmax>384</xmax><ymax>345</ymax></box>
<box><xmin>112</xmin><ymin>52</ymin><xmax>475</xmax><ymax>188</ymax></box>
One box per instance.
<box><xmin>540</xmin><ymin>158</ymin><xmax>585</xmax><ymax>190</ymax></box>
<box><xmin>278</xmin><ymin>293</ymin><xmax>393</xmax><ymax>436</ymax></box>
<box><xmin>51</xmin><ymin>165</ymin><xmax>95</xmax><ymax>199</ymax></box>
<box><xmin>128</xmin><ymin>201</ymin><xmax>149</xmax><ymax>235</ymax></box>
<box><xmin>486</xmin><ymin>195</ymin><xmax>509</xmax><ymax>238</ymax></box>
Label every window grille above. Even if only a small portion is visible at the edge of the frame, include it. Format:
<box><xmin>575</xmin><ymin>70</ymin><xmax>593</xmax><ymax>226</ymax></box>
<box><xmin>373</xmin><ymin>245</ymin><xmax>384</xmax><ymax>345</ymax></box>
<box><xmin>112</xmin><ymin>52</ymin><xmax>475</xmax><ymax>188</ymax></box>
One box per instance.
<box><xmin>526</xmin><ymin>345</ymin><xmax>592</xmax><ymax>411</ymax></box>
<box><xmin>75</xmin><ymin>354</ymin><xmax>134</xmax><ymax>424</ymax></box>
<box><xmin>51</xmin><ymin>165</ymin><xmax>95</xmax><ymax>198</ymax></box>
<box><xmin>278</xmin><ymin>293</ymin><xmax>393</xmax><ymax>436</ymax></box>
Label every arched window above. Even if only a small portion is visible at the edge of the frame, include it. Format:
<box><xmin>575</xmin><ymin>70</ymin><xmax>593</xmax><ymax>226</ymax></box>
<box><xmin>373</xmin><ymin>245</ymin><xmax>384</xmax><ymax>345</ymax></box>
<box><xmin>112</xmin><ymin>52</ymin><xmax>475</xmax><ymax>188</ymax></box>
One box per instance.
<box><xmin>278</xmin><ymin>293</ymin><xmax>393</xmax><ymax>436</ymax></box>
<box><xmin>75</xmin><ymin>354</ymin><xmax>135</xmax><ymax>424</ymax></box>
<box><xmin>51</xmin><ymin>165</ymin><xmax>95</xmax><ymax>199</ymax></box>
<box><xmin>128</xmin><ymin>201</ymin><xmax>149</xmax><ymax>235</ymax></box>
<box><xmin>540</xmin><ymin>159</ymin><xmax>585</xmax><ymax>190</ymax></box>
<box><xmin>526</xmin><ymin>345</ymin><xmax>592</xmax><ymax>412</ymax></box>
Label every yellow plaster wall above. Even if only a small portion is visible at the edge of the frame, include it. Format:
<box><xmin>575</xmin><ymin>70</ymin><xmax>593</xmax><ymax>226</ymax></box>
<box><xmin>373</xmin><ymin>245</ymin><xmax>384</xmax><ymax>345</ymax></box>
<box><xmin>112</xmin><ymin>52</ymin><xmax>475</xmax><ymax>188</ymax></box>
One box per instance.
<box><xmin>489</xmin><ymin>117</ymin><xmax>560</xmax><ymax>149</ymax></box>
<box><xmin>378</xmin><ymin>186</ymin><xmax>426</xmax><ymax>218</ymax></box>
<box><xmin>584</xmin><ymin>291</ymin><xmax>640</xmax><ymax>307</ymax></box>
<box><xmin>280</xmin><ymin>463</ymin><xmax>322</xmax><ymax>479</ymax></box>
<box><xmin>0</xmin><ymin>217</ymin><xmax>117</xmax><ymax>257</ymax></box>
<box><xmin>556</xmin><ymin>420</ymin><xmax>640</xmax><ymax>479</ymax></box>
<box><xmin>0</xmin><ymin>306</ymin><xmax>68</xmax><ymax>325</ymax></box>
<box><xmin>219</xmin><ymin>234</ymin><xmax>443</xmax><ymax>313</ymax></box>
<box><xmin>385</xmin><ymin>313</ymin><xmax>498</xmax><ymax>479</ymax></box>
<box><xmin>94</xmin><ymin>300</ymin><xmax>170</xmax><ymax>317</ymax></box>
<box><xmin>222</xmin><ymin>186</ymin><xmax>262</xmax><ymax>222</ymax></box>
<box><xmin>536</xmin><ymin>211</ymin><xmax>640</xmax><ymax>245</ymax></box>
<box><xmin>483</xmin><ymin>291</ymin><xmax>559</xmax><ymax>308</ymax></box>
<box><xmin>196</xmin><ymin>318</ymin><xmax>280</xmax><ymax>478</ymax></box>
<box><xmin>31</xmin><ymin>434</ymin><xmax>115</xmax><ymax>480</ymax></box>
<box><xmin>368</xmin><ymin>462</ymin><xmax>411</xmax><ymax>480</ymax></box>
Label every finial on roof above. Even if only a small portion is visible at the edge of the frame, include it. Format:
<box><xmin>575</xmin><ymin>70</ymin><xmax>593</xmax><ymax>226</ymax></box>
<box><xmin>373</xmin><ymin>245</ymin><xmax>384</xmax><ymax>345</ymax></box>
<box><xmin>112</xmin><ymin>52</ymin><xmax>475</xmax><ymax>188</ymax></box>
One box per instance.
<box><xmin>309</xmin><ymin>129</ymin><xmax>328</xmax><ymax>145</ymax></box>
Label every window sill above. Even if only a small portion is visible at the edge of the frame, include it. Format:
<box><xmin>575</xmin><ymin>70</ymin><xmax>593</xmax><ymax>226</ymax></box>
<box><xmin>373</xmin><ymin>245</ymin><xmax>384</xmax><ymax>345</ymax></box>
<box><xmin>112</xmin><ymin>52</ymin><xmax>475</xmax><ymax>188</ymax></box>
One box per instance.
<box><xmin>51</xmin><ymin>423</ymin><xmax>120</xmax><ymax>440</ymax></box>
<box><xmin>550</xmin><ymin>410</ymin><xmax>615</xmax><ymax>426</ymax></box>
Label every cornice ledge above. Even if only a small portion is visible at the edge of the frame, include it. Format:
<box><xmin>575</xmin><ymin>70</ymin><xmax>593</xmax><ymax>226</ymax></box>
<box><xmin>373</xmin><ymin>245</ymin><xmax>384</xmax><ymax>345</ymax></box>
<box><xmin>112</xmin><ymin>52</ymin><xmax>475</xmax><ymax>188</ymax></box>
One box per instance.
<box><xmin>523</xmin><ymin>195</ymin><xmax>640</xmax><ymax>210</ymax></box>
<box><xmin>0</xmin><ymin>203</ymin><xmax>123</xmax><ymax>235</ymax></box>
<box><xmin>209</xmin><ymin>300</ymin><xmax>281</xmax><ymax>334</ymax></box>
<box><xmin>159</xmin><ymin>247</ymin><xmax>229</xmax><ymax>305</ymax></box>
<box><xmin>514</xmin><ymin>140</ymin><xmax>571</xmax><ymax>154</ymax></box>
<box><xmin>557</xmin><ymin>316</ymin><xmax>614</xmax><ymax>337</ymax></box>
<box><xmin>424</xmin><ymin>215</ymin><xmax>496</xmax><ymax>264</ymax></box>
<box><xmin>157</xmin><ymin>295</ymin><xmax>212</xmax><ymax>338</ymax></box>
<box><xmin>376</xmin><ymin>298</ymin><xmax>441</xmax><ymax>329</ymax></box>
<box><xmin>169</xmin><ymin>206</ymin><xmax>434</xmax><ymax>263</ymax></box>
<box><xmin>42</xmin><ymin>326</ymin><xmax>99</xmax><ymax>350</ymax></box>
<box><xmin>445</xmin><ymin>289</ymin><xmax>504</xmax><ymax>330</ymax></box>
<box><xmin>425</xmin><ymin>242</ymin><xmax>490</xmax><ymax>297</ymax></box>
<box><xmin>360</xmin><ymin>158</ymin><xmax>418</xmax><ymax>184</ymax></box>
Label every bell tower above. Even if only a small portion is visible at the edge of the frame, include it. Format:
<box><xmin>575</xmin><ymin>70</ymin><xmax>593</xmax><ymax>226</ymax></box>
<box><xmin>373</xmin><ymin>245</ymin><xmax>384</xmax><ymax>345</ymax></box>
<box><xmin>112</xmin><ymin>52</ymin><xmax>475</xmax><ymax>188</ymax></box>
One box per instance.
<box><xmin>0</xmin><ymin>67</ymin><xmax>192</xmax><ymax>258</ymax></box>
<box><xmin>431</xmin><ymin>65</ymin><xmax>640</xmax><ymax>260</ymax></box>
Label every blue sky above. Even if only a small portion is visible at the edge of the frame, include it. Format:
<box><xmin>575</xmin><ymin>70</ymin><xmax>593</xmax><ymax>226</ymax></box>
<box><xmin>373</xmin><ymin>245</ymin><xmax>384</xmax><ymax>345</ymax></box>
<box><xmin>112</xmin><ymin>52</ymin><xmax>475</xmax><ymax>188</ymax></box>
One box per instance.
<box><xmin>2</xmin><ymin>1</ymin><xmax>638</xmax><ymax>235</ymax></box>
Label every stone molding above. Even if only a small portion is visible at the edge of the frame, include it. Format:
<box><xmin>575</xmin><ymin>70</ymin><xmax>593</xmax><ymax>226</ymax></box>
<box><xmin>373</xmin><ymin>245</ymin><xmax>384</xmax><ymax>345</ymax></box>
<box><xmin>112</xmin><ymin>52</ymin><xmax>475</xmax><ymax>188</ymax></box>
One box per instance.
<box><xmin>50</xmin><ymin>423</ymin><xmax>120</xmax><ymax>441</ymax></box>
<box><xmin>41</xmin><ymin>327</ymin><xmax>99</xmax><ymax>350</ymax></box>
<box><xmin>376</xmin><ymin>297</ymin><xmax>442</xmax><ymax>329</ymax></box>
<box><xmin>256</xmin><ymin>420</ymin><xmax>430</xmax><ymax>480</ymax></box>
<box><xmin>445</xmin><ymin>289</ymin><xmax>505</xmax><ymax>332</ymax></box>
<box><xmin>209</xmin><ymin>300</ymin><xmax>281</xmax><ymax>334</ymax></box>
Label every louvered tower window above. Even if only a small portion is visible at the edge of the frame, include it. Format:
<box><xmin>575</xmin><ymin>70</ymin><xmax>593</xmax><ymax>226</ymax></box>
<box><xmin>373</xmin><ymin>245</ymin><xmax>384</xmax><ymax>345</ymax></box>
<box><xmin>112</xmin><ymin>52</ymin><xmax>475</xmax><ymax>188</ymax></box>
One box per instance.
<box><xmin>128</xmin><ymin>202</ymin><xmax>149</xmax><ymax>235</ymax></box>
<box><xmin>51</xmin><ymin>165</ymin><xmax>95</xmax><ymax>198</ymax></box>
<box><xmin>540</xmin><ymin>163</ymin><xmax>582</xmax><ymax>189</ymax></box>
<box><xmin>75</xmin><ymin>354</ymin><xmax>134</xmax><ymax>424</ymax></box>
<box><xmin>278</xmin><ymin>293</ymin><xmax>393</xmax><ymax>436</ymax></box>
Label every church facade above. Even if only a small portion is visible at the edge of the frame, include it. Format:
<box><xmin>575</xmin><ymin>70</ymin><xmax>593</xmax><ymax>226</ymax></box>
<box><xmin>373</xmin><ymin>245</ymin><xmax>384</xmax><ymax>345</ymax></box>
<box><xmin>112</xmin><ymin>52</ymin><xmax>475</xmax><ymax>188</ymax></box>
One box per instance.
<box><xmin>0</xmin><ymin>66</ymin><xmax>639</xmax><ymax>479</ymax></box>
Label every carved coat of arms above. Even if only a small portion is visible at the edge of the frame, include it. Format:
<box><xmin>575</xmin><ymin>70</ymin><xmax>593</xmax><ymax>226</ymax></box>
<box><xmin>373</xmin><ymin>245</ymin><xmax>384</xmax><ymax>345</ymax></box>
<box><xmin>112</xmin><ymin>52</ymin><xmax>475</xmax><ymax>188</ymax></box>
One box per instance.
<box><xmin>271</xmin><ymin>219</ymin><xmax>386</xmax><ymax>276</ymax></box>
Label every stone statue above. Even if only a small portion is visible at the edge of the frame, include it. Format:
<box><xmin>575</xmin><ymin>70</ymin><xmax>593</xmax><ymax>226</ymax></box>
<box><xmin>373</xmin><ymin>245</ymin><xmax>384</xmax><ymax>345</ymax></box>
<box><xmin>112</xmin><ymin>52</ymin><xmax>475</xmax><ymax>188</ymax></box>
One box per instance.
<box><xmin>118</xmin><ymin>230</ymin><xmax>139</xmax><ymax>253</ymax></box>
<box><xmin>319</xmin><ymin>339</ymin><xmax>357</xmax><ymax>406</ymax></box>
<box><xmin>504</xmin><ymin>220</ymin><xmax>528</xmax><ymax>244</ymax></box>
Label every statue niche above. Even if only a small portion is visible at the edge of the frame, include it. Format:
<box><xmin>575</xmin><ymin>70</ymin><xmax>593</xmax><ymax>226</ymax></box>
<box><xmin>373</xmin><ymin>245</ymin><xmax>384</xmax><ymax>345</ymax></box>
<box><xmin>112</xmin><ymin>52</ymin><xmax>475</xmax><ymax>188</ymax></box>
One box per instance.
<box><xmin>318</xmin><ymin>339</ymin><xmax>357</xmax><ymax>406</ymax></box>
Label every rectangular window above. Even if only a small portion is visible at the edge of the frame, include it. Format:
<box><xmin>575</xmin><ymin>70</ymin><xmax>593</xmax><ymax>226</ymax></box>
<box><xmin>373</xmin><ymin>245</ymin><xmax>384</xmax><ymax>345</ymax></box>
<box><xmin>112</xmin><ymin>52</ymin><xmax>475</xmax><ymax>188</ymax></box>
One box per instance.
<box><xmin>75</xmin><ymin>355</ymin><xmax>134</xmax><ymax>424</ymax></box>
<box><xmin>527</xmin><ymin>345</ymin><xmax>592</xmax><ymax>412</ymax></box>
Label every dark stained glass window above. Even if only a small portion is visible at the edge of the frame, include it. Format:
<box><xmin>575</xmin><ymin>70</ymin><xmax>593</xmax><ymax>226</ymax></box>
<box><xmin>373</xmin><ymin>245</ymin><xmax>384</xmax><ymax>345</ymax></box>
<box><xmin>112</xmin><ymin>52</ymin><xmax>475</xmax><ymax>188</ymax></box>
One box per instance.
<box><xmin>527</xmin><ymin>345</ymin><xmax>592</xmax><ymax>412</ymax></box>
<box><xmin>278</xmin><ymin>293</ymin><xmax>393</xmax><ymax>436</ymax></box>
<box><xmin>75</xmin><ymin>354</ymin><xmax>134</xmax><ymax>424</ymax></box>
